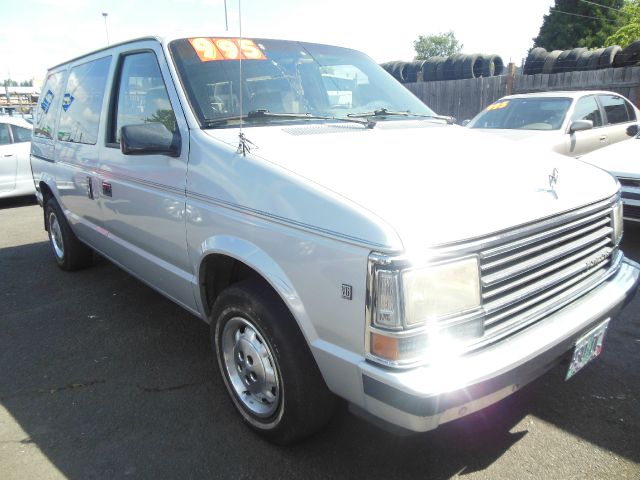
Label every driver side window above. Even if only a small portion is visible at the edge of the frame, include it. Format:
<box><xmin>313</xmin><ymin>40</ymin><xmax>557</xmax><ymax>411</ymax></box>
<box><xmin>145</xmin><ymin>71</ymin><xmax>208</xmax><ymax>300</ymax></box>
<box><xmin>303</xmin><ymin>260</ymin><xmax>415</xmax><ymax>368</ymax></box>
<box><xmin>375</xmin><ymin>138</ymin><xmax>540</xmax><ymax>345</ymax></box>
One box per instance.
<box><xmin>110</xmin><ymin>52</ymin><xmax>177</xmax><ymax>144</ymax></box>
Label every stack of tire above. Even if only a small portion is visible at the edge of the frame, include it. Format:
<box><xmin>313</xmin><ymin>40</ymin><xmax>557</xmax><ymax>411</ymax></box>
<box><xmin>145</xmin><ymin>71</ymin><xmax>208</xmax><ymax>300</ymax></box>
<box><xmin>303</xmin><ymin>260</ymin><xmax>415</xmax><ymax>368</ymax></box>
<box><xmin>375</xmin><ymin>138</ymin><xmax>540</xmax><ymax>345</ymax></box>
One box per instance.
<box><xmin>523</xmin><ymin>40</ymin><xmax>640</xmax><ymax>75</ymax></box>
<box><xmin>380</xmin><ymin>53</ymin><xmax>504</xmax><ymax>83</ymax></box>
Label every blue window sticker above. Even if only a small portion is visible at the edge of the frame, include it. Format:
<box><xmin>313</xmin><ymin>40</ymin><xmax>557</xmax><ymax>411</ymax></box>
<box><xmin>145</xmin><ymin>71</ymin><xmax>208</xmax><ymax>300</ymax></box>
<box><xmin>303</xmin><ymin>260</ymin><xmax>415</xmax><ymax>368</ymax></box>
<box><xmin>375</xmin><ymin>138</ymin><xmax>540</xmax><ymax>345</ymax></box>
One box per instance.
<box><xmin>62</xmin><ymin>93</ymin><xmax>74</xmax><ymax>112</ymax></box>
<box><xmin>40</xmin><ymin>90</ymin><xmax>54</xmax><ymax>113</ymax></box>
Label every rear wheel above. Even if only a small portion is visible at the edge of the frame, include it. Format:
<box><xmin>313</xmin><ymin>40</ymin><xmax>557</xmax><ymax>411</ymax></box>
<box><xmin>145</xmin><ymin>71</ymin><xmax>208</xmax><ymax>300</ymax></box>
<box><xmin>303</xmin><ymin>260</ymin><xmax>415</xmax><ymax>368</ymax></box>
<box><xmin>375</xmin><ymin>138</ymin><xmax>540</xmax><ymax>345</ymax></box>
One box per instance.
<box><xmin>44</xmin><ymin>197</ymin><xmax>93</xmax><ymax>271</ymax></box>
<box><xmin>211</xmin><ymin>278</ymin><xmax>336</xmax><ymax>444</ymax></box>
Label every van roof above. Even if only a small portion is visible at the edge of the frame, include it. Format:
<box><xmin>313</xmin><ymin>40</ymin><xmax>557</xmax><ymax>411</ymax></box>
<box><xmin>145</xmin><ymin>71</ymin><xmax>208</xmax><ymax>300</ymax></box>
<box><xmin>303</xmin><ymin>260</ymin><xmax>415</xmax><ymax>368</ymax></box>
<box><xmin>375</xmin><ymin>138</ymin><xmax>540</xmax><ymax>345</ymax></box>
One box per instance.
<box><xmin>48</xmin><ymin>36</ymin><xmax>161</xmax><ymax>71</ymax></box>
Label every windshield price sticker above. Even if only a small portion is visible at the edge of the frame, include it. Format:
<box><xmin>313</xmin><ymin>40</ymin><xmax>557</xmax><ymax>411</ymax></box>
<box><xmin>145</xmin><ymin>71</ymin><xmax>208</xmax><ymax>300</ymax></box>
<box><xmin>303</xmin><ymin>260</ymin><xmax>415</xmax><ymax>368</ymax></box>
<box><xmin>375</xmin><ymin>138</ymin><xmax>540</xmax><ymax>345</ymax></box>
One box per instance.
<box><xmin>189</xmin><ymin>37</ymin><xmax>266</xmax><ymax>62</ymax></box>
<box><xmin>486</xmin><ymin>101</ymin><xmax>509</xmax><ymax>111</ymax></box>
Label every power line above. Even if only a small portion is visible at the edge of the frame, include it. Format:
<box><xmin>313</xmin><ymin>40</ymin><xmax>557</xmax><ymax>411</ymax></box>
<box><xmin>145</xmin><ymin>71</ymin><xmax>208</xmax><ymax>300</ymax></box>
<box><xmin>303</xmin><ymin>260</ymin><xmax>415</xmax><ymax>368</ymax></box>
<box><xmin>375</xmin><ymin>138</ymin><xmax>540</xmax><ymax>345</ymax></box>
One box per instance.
<box><xmin>577</xmin><ymin>0</ymin><xmax>628</xmax><ymax>14</ymax></box>
<box><xmin>549</xmin><ymin>7</ymin><xmax>619</xmax><ymax>22</ymax></box>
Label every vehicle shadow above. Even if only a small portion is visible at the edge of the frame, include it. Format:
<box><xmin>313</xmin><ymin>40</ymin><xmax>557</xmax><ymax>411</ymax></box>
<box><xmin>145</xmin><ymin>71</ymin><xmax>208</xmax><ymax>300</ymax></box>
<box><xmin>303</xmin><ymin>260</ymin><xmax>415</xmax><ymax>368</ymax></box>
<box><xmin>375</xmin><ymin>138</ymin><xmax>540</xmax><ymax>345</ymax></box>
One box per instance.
<box><xmin>0</xmin><ymin>237</ymin><xmax>638</xmax><ymax>478</ymax></box>
<box><xmin>0</xmin><ymin>195</ymin><xmax>37</xmax><ymax>210</ymax></box>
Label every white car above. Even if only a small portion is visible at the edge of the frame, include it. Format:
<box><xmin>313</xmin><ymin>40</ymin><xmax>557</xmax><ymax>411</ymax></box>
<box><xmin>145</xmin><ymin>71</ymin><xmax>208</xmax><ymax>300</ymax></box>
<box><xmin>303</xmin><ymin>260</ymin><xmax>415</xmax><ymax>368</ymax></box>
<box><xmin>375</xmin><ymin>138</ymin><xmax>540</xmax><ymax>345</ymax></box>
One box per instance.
<box><xmin>0</xmin><ymin>116</ymin><xmax>34</xmax><ymax>198</ymax></box>
<box><xmin>466</xmin><ymin>91</ymin><xmax>640</xmax><ymax>158</ymax></box>
<box><xmin>581</xmin><ymin>131</ymin><xmax>640</xmax><ymax>222</ymax></box>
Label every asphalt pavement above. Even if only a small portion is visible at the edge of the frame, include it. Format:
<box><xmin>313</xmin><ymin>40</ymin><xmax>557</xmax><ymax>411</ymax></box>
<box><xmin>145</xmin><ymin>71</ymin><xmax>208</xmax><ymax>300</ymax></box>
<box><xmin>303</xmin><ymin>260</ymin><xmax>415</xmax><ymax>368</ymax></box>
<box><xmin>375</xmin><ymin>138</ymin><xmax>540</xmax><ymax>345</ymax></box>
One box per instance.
<box><xmin>1</xmin><ymin>196</ymin><xmax>639</xmax><ymax>479</ymax></box>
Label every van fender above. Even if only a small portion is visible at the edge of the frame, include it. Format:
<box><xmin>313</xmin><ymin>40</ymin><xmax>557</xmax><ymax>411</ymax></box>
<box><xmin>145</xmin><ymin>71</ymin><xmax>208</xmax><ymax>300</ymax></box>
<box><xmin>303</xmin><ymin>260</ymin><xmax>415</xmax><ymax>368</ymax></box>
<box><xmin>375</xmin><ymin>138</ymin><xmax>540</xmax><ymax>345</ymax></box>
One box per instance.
<box><xmin>196</xmin><ymin>235</ymin><xmax>319</xmax><ymax>343</ymax></box>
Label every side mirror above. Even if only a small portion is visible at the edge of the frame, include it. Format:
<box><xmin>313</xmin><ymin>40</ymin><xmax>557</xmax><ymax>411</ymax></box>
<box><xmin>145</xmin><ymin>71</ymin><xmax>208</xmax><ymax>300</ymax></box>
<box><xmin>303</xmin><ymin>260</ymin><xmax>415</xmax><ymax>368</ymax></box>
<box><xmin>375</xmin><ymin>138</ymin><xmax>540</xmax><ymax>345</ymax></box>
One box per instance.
<box><xmin>569</xmin><ymin>119</ymin><xmax>593</xmax><ymax>133</ymax></box>
<box><xmin>626</xmin><ymin>124</ymin><xmax>639</xmax><ymax>137</ymax></box>
<box><xmin>461</xmin><ymin>119</ymin><xmax>471</xmax><ymax>127</ymax></box>
<box><xmin>120</xmin><ymin>123</ymin><xmax>181</xmax><ymax>157</ymax></box>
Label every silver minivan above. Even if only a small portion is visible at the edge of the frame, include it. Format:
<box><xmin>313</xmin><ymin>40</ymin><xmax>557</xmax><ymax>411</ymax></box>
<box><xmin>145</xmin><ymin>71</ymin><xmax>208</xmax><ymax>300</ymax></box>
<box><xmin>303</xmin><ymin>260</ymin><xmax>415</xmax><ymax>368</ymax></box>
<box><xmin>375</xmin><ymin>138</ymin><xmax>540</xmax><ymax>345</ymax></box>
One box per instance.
<box><xmin>31</xmin><ymin>36</ymin><xmax>640</xmax><ymax>444</ymax></box>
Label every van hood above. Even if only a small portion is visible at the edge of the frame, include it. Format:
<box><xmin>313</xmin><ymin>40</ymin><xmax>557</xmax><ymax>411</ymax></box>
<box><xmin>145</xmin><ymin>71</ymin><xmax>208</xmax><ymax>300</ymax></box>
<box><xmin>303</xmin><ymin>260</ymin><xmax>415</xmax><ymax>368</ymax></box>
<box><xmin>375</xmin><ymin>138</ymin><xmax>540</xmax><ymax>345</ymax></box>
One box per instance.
<box><xmin>205</xmin><ymin>121</ymin><xmax>618</xmax><ymax>255</ymax></box>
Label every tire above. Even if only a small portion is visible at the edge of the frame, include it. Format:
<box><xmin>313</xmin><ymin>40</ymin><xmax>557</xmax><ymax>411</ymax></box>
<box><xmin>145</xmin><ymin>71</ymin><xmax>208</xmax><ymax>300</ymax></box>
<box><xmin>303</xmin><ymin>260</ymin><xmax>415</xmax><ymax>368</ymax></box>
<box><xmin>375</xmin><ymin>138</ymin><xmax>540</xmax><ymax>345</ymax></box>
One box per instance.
<box><xmin>614</xmin><ymin>41</ymin><xmax>640</xmax><ymax>68</ymax></box>
<box><xmin>542</xmin><ymin>50</ymin><xmax>562</xmax><ymax>73</ymax></box>
<box><xmin>575</xmin><ymin>50</ymin><xmax>592</xmax><ymax>71</ymax></box>
<box><xmin>599</xmin><ymin>45</ymin><xmax>621</xmax><ymax>69</ymax></box>
<box><xmin>211</xmin><ymin>278</ymin><xmax>336</xmax><ymax>444</ymax></box>
<box><xmin>409</xmin><ymin>60</ymin><xmax>425</xmax><ymax>82</ymax></box>
<box><xmin>565</xmin><ymin>48</ymin><xmax>587</xmax><ymax>71</ymax></box>
<box><xmin>435</xmin><ymin>58</ymin><xmax>446</xmax><ymax>81</ymax></box>
<box><xmin>587</xmin><ymin>48</ymin><xmax>604</xmax><ymax>70</ymax></box>
<box><xmin>388</xmin><ymin>61</ymin><xmax>404</xmax><ymax>81</ymax></box>
<box><xmin>44</xmin><ymin>196</ymin><xmax>93</xmax><ymax>271</ymax></box>
<box><xmin>480</xmin><ymin>54</ymin><xmax>496</xmax><ymax>77</ymax></box>
<box><xmin>423</xmin><ymin>56</ymin><xmax>443</xmax><ymax>81</ymax></box>
<box><xmin>553</xmin><ymin>50</ymin><xmax>572</xmax><ymax>73</ymax></box>
<box><xmin>524</xmin><ymin>47</ymin><xmax>547</xmax><ymax>75</ymax></box>
<box><xmin>462</xmin><ymin>54</ymin><xmax>481</xmax><ymax>79</ymax></box>
<box><xmin>453</xmin><ymin>54</ymin><xmax>467</xmax><ymax>79</ymax></box>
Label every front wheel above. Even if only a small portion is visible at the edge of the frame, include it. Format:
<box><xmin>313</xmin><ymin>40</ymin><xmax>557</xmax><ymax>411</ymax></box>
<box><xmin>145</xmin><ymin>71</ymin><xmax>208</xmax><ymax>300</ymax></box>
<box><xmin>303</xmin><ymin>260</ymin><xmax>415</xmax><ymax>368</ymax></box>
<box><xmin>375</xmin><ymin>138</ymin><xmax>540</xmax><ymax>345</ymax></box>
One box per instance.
<box><xmin>211</xmin><ymin>278</ymin><xmax>336</xmax><ymax>444</ymax></box>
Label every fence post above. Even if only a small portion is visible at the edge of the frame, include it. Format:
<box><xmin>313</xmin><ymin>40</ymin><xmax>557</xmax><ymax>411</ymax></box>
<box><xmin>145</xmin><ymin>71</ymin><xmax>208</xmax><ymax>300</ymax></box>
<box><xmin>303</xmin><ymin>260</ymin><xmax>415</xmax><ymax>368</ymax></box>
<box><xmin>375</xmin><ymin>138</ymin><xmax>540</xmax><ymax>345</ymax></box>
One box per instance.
<box><xmin>506</xmin><ymin>63</ymin><xmax>516</xmax><ymax>96</ymax></box>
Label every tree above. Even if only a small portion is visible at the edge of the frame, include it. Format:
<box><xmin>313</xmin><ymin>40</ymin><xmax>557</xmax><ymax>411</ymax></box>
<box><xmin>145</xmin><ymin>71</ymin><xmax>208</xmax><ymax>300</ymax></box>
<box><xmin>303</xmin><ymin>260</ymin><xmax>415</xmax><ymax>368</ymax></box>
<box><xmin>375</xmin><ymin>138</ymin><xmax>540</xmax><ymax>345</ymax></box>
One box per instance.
<box><xmin>533</xmin><ymin>0</ymin><xmax>625</xmax><ymax>50</ymax></box>
<box><xmin>414</xmin><ymin>31</ymin><xmax>463</xmax><ymax>59</ymax></box>
<box><xmin>2</xmin><ymin>79</ymin><xmax>18</xmax><ymax>87</ymax></box>
<box><xmin>606</xmin><ymin>0</ymin><xmax>640</xmax><ymax>47</ymax></box>
<box><xmin>19</xmin><ymin>79</ymin><xmax>33</xmax><ymax>87</ymax></box>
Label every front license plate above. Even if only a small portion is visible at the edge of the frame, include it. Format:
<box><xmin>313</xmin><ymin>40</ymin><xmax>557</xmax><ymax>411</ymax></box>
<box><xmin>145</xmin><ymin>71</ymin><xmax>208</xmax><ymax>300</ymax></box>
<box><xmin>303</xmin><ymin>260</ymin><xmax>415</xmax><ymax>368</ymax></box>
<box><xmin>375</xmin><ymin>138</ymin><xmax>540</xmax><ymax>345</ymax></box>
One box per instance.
<box><xmin>566</xmin><ymin>319</ymin><xmax>610</xmax><ymax>380</ymax></box>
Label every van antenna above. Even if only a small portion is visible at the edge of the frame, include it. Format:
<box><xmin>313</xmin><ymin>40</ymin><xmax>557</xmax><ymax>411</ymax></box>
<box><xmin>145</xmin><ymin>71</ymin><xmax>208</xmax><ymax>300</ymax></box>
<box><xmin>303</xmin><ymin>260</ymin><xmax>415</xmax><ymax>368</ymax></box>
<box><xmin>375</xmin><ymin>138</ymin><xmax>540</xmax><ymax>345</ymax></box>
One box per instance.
<box><xmin>236</xmin><ymin>0</ymin><xmax>254</xmax><ymax>156</ymax></box>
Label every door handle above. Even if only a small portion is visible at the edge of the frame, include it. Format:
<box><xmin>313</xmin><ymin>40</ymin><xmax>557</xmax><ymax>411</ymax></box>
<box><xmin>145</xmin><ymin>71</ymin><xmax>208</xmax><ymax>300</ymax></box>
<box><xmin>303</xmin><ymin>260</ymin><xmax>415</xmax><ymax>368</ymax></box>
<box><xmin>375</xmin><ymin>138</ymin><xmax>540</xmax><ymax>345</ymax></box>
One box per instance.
<box><xmin>599</xmin><ymin>136</ymin><xmax>607</xmax><ymax>142</ymax></box>
<box><xmin>102</xmin><ymin>181</ymin><xmax>112</xmax><ymax>197</ymax></box>
<box><xmin>87</xmin><ymin>176</ymin><xmax>94</xmax><ymax>200</ymax></box>
<box><xmin>3</xmin><ymin>154</ymin><xmax>14</xmax><ymax>157</ymax></box>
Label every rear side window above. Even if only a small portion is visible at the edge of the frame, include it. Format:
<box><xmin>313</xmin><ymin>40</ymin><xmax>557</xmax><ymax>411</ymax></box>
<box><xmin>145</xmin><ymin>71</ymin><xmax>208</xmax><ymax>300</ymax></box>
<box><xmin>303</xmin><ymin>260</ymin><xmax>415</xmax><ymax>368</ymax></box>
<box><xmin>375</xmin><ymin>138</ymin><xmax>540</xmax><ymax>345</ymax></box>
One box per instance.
<box><xmin>11</xmin><ymin>125</ymin><xmax>32</xmax><ymax>143</ymax></box>
<box><xmin>58</xmin><ymin>56</ymin><xmax>111</xmax><ymax>145</ymax></box>
<box><xmin>571</xmin><ymin>96</ymin><xmax>603</xmax><ymax>127</ymax></box>
<box><xmin>599</xmin><ymin>95</ymin><xmax>633</xmax><ymax>125</ymax></box>
<box><xmin>0</xmin><ymin>124</ymin><xmax>10</xmax><ymax>145</ymax></box>
<box><xmin>110</xmin><ymin>52</ymin><xmax>176</xmax><ymax>144</ymax></box>
<box><xmin>34</xmin><ymin>71</ymin><xmax>65</xmax><ymax>139</ymax></box>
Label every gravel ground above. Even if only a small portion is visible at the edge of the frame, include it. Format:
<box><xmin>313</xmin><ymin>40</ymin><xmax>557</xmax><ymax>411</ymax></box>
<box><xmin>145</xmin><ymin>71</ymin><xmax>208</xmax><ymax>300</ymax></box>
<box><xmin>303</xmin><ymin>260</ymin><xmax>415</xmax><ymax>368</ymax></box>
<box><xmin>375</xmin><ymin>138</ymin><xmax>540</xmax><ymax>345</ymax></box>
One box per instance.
<box><xmin>1</xmin><ymin>196</ymin><xmax>639</xmax><ymax>480</ymax></box>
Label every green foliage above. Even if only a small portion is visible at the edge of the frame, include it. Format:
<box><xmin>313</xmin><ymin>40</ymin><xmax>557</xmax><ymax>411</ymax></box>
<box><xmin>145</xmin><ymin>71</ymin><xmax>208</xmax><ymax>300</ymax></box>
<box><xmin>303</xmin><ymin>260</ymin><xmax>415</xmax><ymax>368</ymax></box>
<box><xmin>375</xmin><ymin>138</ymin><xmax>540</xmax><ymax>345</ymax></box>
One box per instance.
<box><xmin>606</xmin><ymin>0</ymin><xmax>640</xmax><ymax>47</ymax></box>
<box><xmin>533</xmin><ymin>0</ymin><xmax>625</xmax><ymax>50</ymax></box>
<box><xmin>414</xmin><ymin>31</ymin><xmax>463</xmax><ymax>60</ymax></box>
<box><xmin>1</xmin><ymin>78</ymin><xmax>33</xmax><ymax>87</ymax></box>
<box><xmin>147</xmin><ymin>109</ymin><xmax>177</xmax><ymax>133</ymax></box>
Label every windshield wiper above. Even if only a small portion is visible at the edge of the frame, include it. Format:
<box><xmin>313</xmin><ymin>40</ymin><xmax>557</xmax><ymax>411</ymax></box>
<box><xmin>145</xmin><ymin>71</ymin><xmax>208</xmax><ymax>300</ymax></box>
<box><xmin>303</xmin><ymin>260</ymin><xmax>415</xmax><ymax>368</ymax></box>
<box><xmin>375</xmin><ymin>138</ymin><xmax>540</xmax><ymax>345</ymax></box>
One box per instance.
<box><xmin>203</xmin><ymin>109</ymin><xmax>376</xmax><ymax>129</ymax></box>
<box><xmin>347</xmin><ymin>108</ymin><xmax>455</xmax><ymax>124</ymax></box>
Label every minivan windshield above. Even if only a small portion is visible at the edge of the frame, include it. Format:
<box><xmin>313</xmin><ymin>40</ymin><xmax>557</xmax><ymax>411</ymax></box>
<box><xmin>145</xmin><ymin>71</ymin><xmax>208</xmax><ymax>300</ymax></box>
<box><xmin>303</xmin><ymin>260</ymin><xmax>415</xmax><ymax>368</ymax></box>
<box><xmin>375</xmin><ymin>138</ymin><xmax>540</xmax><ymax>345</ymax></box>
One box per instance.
<box><xmin>467</xmin><ymin>97</ymin><xmax>572</xmax><ymax>131</ymax></box>
<box><xmin>169</xmin><ymin>37</ymin><xmax>435</xmax><ymax>127</ymax></box>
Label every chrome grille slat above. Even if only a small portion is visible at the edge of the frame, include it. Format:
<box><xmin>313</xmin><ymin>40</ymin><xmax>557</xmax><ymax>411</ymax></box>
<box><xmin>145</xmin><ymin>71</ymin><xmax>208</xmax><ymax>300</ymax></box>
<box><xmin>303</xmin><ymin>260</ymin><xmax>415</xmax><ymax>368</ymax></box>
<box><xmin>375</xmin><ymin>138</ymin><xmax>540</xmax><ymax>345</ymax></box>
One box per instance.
<box><xmin>484</xmin><ymin>260</ymin><xmax>610</xmax><ymax>326</ymax></box>
<box><xmin>483</xmin><ymin>241</ymin><xmax>611</xmax><ymax>299</ymax></box>
<box><xmin>481</xmin><ymin>218</ymin><xmax>610</xmax><ymax>272</ymax></box>
<box><xmin>477</xmin><ymin>202</ymin><xmax>617</xmax><ymax>343</ymax></box>
<box><xmin>482</xmin><ymin>228</ymin><xmax>612</xmax><ymax>287</ymax></box>
<box><xmin>483</xmin><ymin>246</ymin><xmax>612</xmax><ymax>314</ymax></box>
<box><xmin>480</xmin><ymin>208</ymin><xmax>611</xmax><ymax>260</ymax></box>
<box><xmin>474</xmin><ymin>262</ymin><xmax>616</xmax><ymax>348</ymax></box>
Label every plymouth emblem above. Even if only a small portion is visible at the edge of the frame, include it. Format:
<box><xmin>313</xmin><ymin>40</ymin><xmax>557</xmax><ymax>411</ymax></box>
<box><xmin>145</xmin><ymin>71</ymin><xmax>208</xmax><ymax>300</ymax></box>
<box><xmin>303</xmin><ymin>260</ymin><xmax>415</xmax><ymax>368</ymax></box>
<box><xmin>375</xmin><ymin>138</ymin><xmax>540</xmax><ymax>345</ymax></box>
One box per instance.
<box><xmin>548</xmin><ymin>168</ymin><xmax>559</xmax><ymax>191</ymax></box>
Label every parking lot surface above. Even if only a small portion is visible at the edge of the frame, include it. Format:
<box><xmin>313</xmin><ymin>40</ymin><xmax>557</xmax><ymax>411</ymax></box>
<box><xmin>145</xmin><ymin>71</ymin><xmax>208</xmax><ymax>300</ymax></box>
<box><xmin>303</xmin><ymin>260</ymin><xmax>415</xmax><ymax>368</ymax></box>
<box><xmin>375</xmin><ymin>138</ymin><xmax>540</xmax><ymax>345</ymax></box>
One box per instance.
<box><xmin>1</xmin><ymin>197</ymin><xmax>639</xmax><ymax>479</ymax></box>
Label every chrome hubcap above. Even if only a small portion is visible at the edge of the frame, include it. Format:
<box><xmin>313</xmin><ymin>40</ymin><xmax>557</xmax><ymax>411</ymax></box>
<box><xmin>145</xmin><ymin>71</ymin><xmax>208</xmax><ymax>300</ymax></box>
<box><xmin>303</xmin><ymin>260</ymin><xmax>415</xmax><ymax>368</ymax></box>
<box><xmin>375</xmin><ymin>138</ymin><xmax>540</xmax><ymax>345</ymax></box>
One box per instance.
<box><xmin>221</xmin><ymin>317</ymin><xmax>280</xmax><ymax>417</ymax></box>
<box><xmin>49</xmin><ymin>212</ymin><xmax>64</xmax><ymax>260</ymax></box>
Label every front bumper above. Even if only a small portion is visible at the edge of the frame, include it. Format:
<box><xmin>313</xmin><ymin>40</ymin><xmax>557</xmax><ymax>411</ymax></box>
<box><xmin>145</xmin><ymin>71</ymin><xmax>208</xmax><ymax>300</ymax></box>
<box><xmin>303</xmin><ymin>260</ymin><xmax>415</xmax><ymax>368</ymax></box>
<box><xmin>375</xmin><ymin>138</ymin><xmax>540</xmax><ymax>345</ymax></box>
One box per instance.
<box><xmin>356</xmin><ymin>256</ymin><xmax>640</xmax><ymax>433</ymax></box>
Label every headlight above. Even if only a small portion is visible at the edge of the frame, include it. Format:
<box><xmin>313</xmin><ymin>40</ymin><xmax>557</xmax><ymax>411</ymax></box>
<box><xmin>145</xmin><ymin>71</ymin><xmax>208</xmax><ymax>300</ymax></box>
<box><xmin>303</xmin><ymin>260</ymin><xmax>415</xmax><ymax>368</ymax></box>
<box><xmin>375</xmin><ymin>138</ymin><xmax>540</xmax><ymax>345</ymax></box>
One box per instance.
<box><xmin>368</xmin><ymin>254</ymin><xmax>483</xmax><ymax>366</ymax></box>
<box><xmin>402</xmin><ymin>257</ymin><xmax>481</xmax><ymax>325</ymax></box>
<box><xmin>612</xmin><ymin>200</ymin><xmax>623</xmax><ymax>246</ymax></box>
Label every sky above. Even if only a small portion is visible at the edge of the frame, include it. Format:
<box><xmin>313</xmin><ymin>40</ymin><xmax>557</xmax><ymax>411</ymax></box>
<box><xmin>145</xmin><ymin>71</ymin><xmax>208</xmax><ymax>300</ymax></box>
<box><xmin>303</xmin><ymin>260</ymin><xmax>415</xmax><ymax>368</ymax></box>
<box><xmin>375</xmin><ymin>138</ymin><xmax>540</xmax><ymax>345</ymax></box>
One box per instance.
<box><xmin>1</xmin><ymin>0</ymin><xmax>556</xmax><ymax>84</ymax></box>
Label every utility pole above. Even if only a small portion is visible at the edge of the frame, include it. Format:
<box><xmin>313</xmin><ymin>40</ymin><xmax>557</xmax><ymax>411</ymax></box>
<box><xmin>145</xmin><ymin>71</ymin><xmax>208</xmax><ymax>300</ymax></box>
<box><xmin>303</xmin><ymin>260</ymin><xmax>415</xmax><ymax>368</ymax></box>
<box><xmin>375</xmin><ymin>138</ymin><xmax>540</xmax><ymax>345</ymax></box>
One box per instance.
<box><xmin>102</xmin><ymin>12</ymin><xmax>110</xmax><ymax>46</ymax></box>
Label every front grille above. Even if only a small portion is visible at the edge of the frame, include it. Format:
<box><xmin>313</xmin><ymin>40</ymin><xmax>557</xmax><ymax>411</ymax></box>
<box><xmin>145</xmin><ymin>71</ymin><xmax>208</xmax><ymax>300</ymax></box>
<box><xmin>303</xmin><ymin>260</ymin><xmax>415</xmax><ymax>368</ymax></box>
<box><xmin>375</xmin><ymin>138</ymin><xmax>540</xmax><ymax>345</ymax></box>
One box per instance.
<box><xmin>623</xmin><ymin>204</ymin><xmax>640</xmax><ymax>220</ymax></box>
<box><xmin>477</xmin><ymin>200</ymin><xmax>617</xmax><ymax>342</ymax></box>
<box><xmin>619</xmin><ymin>178</ymin><xmax>640</xmax><ymax>188</ymax></box>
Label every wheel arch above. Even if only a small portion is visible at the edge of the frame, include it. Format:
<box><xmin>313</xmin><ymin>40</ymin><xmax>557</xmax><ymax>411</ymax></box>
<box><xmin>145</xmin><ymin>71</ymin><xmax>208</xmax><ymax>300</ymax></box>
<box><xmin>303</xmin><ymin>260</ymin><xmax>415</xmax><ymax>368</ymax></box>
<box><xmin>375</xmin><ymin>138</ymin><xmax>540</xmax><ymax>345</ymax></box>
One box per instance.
<box><xmin>196</xmin><ymin>235</ymin><xmax>319</xmax><ymax>343</ymax></box>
